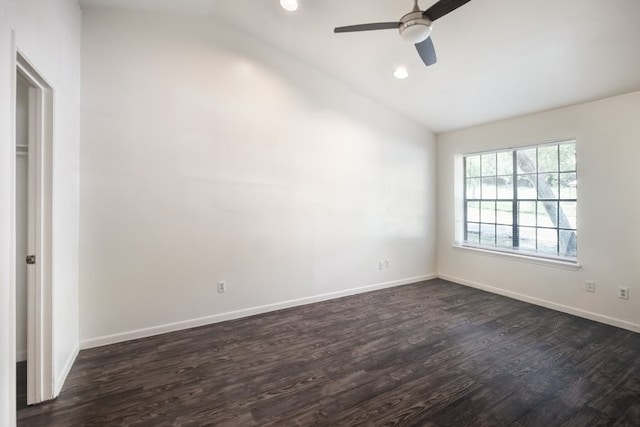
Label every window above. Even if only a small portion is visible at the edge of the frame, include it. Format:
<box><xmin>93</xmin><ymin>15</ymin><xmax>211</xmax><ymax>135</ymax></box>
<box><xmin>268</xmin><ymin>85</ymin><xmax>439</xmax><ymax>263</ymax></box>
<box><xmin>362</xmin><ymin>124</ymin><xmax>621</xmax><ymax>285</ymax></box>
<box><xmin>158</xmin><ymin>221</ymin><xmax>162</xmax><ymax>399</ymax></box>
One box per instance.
<box><xmin>463</xmin><ymin>141</ymin><xmax>577</xmax><ymax>260</ymax></box>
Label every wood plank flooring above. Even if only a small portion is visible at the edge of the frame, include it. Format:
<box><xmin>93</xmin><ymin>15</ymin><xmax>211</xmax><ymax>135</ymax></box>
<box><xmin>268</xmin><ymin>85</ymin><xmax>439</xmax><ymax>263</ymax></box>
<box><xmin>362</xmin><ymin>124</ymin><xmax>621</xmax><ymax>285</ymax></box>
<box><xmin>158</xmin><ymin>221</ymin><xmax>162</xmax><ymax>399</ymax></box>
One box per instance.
<box><xmin>17</xmin><ymin>279</ymin><xmax>640</xmax><ymax>426</ymax></box>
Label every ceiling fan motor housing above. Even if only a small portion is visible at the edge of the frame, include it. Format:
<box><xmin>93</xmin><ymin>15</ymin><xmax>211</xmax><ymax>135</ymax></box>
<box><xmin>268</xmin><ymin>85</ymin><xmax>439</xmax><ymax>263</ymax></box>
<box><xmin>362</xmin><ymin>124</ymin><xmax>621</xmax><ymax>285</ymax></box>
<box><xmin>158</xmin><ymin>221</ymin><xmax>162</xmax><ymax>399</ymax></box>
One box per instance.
<box><xmin>399</xmin><ymin>11</ymin><xmax>433</xmax><ymax>44</ymax></box>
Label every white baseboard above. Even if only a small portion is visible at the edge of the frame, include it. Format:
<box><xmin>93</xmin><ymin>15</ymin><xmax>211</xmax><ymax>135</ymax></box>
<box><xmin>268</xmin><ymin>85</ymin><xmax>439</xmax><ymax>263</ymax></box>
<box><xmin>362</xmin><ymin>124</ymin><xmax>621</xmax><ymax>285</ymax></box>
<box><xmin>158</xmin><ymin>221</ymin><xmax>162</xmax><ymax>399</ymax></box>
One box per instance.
<box><xmin>81</xmin><ymin>274</ymin><xmax>437</xmax><ymax>350</ymax></box>
<box><xmin>54</xmin><ymin>344</ymin><xmax>79</xmax><ymax>397</ymax></box>
<box><xmin>439</xmin><ymin>273</ymin><xmax>640</xmax><ymax>333</ymax></box>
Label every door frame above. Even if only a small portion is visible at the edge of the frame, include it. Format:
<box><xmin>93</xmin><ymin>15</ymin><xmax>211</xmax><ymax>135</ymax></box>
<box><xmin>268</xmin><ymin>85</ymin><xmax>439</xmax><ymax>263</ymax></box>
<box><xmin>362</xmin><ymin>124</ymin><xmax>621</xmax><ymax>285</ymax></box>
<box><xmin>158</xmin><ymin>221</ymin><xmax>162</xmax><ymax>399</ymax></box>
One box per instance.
<box><xmin>15</xmin><ymin>51</ymin><xmax>55</xmax><ymax>405</ymax></box>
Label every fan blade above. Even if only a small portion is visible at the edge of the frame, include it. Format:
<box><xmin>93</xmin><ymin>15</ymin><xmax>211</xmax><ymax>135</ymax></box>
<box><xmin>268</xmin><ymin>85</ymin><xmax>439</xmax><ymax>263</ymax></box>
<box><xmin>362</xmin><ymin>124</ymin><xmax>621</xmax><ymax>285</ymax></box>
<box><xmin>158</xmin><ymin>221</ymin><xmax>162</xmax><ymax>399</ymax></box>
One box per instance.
<box><xmin>334</xmin><ymin>22</ymin><xmax>400</xmax><ymax>33</ymax></box>
<box><xmin>416</xmin><ymin>37</ymin><xmax>437</xmax><ymax>66</ymax></box>
<box><xmin>424</xmin><ymin>0</ymin><xmax>472</xmax><ymax>21</ymax></box>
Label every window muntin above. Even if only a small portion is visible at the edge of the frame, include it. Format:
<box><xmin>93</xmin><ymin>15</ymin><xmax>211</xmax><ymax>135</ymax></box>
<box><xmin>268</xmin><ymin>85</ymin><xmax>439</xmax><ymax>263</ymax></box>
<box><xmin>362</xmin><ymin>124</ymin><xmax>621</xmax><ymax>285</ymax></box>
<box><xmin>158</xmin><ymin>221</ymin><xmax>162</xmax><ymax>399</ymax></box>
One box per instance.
<box><xmin>463</xmin><ymin>141</ymin><xmax>577</xmax><ymax>260</ymax></box>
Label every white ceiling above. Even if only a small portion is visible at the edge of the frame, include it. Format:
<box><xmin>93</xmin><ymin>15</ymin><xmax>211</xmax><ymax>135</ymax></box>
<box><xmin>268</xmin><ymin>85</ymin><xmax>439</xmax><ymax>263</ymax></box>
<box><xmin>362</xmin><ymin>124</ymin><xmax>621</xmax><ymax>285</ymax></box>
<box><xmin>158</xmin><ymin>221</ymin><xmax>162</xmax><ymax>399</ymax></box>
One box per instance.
<box><xmin>79</xmin><ymin>0</ymin><xmax>640</xmax><ymax>133</ymax></box>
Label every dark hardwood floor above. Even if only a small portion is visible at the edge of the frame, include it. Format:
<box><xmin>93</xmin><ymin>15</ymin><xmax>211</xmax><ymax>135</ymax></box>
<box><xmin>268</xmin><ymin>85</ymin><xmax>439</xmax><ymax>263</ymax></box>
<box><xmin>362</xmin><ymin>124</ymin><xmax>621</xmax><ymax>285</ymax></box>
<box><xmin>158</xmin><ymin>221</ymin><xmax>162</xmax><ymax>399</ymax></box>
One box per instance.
<box><xmin>17</xmin><ymin>279</ymin><xmax>640</xmax><ymax>426</ymax></box>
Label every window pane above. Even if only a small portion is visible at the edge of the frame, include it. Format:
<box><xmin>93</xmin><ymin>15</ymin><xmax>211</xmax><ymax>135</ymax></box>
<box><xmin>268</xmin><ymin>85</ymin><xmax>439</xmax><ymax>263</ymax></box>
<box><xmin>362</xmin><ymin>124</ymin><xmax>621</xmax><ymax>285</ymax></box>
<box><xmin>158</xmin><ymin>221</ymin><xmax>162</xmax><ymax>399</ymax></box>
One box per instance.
<box><xmin>467</xmin><ymin>201</ymin><xmax>480</xmax><ymax>222</ymax></box>
<box><xmin>465</xmin><ymin>156</ymin><xmax>480</xmax><ymax>178</ymax></box>
<box><xmin>481</xmin><ymin>201</ymin><xmax>496</xmax><ymax>223</ymax></box>
<box><xmin>517</xmin><ymin>174</ymin><xmax>537</xmax><ymax>199</ymax></box>
<box><xmin>560</xmin><ymin>230</ymin><xmax>577</xmax><ymax>257</ymax></box>
<box><xmin>537</xmin><ymin>201</ymin><xmax>557</xmax><ymax>228</ymax></box>
<box><xmin>538</xmin><ymin>173</ymin><xmax>559</xmax><ymax>199</ymax></box>
<box><xmin>482</xmin><ymin>177</ymin><xmax>497</xmax><ymax>200</ymax></box>
<box><xmin>497</xmin><ymin>175</ymin><xmax>513</xmax><ymax>199</ymax></box>
<box><xmin>482</xmin><ymin>153</ymin><xmax>497</xmax><ymax>176</ymax></box>
<box><xmin>497</xmin><ymin>152</ymin><xmax>513</xmax><ymax>175</ymax></box>
<box><xmin>466</xmin><ymin>222</ymin><xmax>480</xmax><ymax>243</ymax></box>
<box><xmin>560</xmin><ymin>143</ymin><xmax>576</xmax><ymax>172</ymax></box>
<box><xmin>466</xmin><ymin>155</ymin><xmax>481</xmax><ymax>177</ymax></box>
<box><xmin>466</xmin><ymin>178</ymin><xmax>481</xmax><ymax>199</ymax></box>
<box><xmin>518</xmin><ymin>201</ymin><xmax>536</xmax><ymax>226</ymax></box>
<box><xmin>480</xmin><ymin>224</ymin><xmax>496</xmax><ymax>246</ymax></box>
<box><xmin>497</xmin><ymin>225</ymin><xmax>513</xmax><ymax>247</ymax></box>
<box><xmin>496</xmin><ymin>202</ymin><xmax>513</xmax><ymax>225</ymax></box>
<box><xmin>538</xmin><ymin>145</ymin><xmax>559</xmax><ymax>172</ymax></box>
<box><xmin>518</xmin><ymin>227</ymin><xmax>536</xmax><ymax>251</ymax></box>
<box><xmin>517</xmin><ymin>148</ymin><xmax>537</xmax><ymax>174</ymax></box>
<box><xmin>560</xmin><ymin>201</ymin><xmax>577</xmax><ymax>229</ymax></box>
<box><xmin>537</xmin><ymin>228</ymin><xmax>558</xmax><ymax>254</ymax></box>
<box><xmin>559</xmin><ymin>172</ymin><xmax>577</xmax><ymax>199</ymax></box>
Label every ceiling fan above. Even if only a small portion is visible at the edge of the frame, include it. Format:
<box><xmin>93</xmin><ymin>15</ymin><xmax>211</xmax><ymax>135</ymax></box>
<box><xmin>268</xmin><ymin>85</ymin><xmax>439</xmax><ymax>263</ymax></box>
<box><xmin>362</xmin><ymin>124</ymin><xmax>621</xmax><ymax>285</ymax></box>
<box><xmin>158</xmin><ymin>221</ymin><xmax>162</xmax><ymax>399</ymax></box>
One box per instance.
<box><xmin>334</xmin><ymin>0</ymin><xmax>472</xmax><ymax>67</ymax></box>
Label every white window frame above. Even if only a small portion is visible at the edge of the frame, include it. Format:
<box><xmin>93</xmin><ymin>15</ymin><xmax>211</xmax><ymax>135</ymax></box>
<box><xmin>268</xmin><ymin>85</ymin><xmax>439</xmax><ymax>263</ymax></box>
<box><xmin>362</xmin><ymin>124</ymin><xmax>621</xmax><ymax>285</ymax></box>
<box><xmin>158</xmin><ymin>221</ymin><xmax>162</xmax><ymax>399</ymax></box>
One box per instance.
<box><xmin>457</xmin><ymin>139</ymin><xmax>578</xmax><ymax>267</ymax></box>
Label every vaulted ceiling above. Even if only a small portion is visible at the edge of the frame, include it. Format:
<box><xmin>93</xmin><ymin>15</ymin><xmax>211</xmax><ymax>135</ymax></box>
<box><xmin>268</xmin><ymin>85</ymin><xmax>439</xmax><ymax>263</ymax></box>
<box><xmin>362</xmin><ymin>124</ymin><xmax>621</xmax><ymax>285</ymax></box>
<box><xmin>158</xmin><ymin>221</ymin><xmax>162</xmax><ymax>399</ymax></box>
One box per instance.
<box><xmin>78</xmin><ymin>0</ymin><xmax>640</xmax><ymax>133</ymax></box>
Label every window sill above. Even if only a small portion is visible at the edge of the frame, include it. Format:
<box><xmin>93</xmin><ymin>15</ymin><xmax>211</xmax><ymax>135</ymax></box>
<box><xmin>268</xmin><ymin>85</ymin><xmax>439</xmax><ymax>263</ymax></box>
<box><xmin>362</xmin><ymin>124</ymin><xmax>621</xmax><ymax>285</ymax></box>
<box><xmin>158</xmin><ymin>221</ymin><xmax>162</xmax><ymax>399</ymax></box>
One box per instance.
<box><xmin>452</xmin><ymin>244</ymin><xmax>582</xmax><ymax>271</ymax></box>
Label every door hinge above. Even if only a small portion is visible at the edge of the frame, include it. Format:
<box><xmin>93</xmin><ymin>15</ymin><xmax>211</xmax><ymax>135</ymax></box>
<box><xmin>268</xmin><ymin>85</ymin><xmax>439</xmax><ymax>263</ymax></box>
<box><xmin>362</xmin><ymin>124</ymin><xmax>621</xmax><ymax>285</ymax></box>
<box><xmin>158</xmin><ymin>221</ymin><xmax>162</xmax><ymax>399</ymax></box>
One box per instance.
<box><xmin>26</xmin><ymin>255</ymin><xmax>36</xmax><ymax>265</ymax></box>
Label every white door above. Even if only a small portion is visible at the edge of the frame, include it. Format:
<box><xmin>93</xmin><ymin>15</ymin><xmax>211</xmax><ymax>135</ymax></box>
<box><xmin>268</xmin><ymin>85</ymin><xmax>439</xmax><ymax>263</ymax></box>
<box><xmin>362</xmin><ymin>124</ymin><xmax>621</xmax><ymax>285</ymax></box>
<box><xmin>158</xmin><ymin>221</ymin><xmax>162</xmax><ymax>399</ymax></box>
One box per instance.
<box><xmin>16</xmin><ymin>55</ymin><xmax>55</xmax><ymax>405</ymax></box>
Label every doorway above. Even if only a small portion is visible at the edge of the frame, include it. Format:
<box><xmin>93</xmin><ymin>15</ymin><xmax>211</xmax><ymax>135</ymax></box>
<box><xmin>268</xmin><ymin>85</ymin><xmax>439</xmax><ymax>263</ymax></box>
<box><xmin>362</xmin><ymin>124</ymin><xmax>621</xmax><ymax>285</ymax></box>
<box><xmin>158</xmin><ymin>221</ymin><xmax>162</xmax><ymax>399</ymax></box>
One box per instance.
<box><xmin>14</xmin><ymin>52</ymin><xmax>54</xmax><ymax>406</ymax></box>
<box><xmin>15</xmin><ymin>72</ymin><xmax>29</xmax><ymax>409</ymax></box>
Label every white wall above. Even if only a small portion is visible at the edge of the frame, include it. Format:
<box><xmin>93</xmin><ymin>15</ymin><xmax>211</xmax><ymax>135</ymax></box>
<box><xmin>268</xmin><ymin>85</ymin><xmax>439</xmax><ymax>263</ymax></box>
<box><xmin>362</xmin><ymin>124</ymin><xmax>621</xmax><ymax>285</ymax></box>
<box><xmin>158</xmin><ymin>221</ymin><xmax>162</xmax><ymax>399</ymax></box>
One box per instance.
<box><xmin>79</xmin><ymin>9</ymin><xmax>437</xmax><ymax>346</ymax></box>
<box><xmin>437</xmin><ymin>91</ymin><xmax>640</xmax><ymax>331</ymax></box>
<box><xmin>0</xmin><ymin>0</ymin><xmax>81</xmax><ymax>424</ymax></box>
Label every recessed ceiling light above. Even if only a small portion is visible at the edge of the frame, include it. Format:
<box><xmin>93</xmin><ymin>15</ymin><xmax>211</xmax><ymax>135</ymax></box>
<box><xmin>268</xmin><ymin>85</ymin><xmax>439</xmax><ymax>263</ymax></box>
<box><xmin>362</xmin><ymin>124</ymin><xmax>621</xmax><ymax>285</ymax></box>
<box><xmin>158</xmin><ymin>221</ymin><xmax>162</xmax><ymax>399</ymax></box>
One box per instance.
<box><xmin>280</xmin><ymin>0</ymin><xmax>298</xmax><ymax>12</ymax></box>
<box><xmin>393</xmin><ymin>66</ymin><xmax>409</xmax><ymax>80</ymax></box>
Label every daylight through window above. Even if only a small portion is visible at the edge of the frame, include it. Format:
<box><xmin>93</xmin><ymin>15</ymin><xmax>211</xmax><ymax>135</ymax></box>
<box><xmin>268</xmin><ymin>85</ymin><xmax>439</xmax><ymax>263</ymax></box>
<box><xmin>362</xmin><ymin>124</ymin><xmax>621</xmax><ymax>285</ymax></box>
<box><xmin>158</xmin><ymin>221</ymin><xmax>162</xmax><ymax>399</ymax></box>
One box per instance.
<box><xmin>463</xmin><ymin>141</ymin><xmax>577</xmax><ymax>260</ymax></box>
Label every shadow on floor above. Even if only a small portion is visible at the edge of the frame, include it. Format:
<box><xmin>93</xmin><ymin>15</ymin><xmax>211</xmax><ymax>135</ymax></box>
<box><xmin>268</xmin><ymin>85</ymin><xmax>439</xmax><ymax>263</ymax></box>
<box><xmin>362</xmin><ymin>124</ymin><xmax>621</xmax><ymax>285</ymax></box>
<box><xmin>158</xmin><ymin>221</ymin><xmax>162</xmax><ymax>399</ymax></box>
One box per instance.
<box><xmin>17</xmin><ymin>361</ymin><xmax>27</xmax><ymax>410</ymax></box>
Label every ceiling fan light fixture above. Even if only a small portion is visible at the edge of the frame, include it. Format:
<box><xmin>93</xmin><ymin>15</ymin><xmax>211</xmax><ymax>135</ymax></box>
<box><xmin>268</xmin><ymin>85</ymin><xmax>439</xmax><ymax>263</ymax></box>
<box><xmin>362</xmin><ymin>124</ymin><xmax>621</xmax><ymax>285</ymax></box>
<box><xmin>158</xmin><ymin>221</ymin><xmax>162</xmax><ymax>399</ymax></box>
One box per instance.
<box><xmin>334</xmin><ymin>0</ymin><xmax>473</xmax><ymax>67</ymax></box>
<box><xmin>280</xmin><ymin>0</ymin><xmax>298</xmax><ymax>12</ymax></box>
<box><xmin>399</xmin><ymin>11</ymin><xmax>433</xmax><ymax>44</ymax></box>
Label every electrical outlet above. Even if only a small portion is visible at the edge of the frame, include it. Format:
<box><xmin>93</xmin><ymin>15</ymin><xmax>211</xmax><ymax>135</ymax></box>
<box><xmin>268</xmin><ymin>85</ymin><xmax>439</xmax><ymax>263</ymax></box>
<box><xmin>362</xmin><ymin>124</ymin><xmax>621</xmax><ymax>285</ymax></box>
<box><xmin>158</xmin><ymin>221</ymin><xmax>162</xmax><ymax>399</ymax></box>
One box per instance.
<box><xmin>378</xmin><ymin>261</ymin><xmax>384</xmax><ymax>271</ymax></box>
<box><xmin>586</xmin><ymin>281</ymin><xmax>595</xmax><ymax>293</ymax></box>
<box><xmin>385</xmin><ymin>259</ymin><xmax>390</xmax><ymax>269</ymax></box>
<box><xmin>618</xmin><ymin>287</ymin><xmax>629</xmax><ymax>300</ymax></box>
<box><xmin>217</xmin><ymin>281</ymin><xmax>227</xmax><ymax>293</ymax></box>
